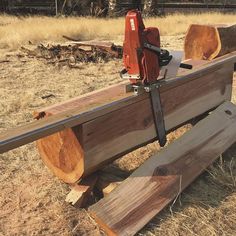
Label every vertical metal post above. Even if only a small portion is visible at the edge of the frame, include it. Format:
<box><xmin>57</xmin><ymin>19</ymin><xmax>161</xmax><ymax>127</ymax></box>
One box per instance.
<box><xmin>55</xmin><ymin>0</ymin><xmax>58</xmax><ymax>15</ymax></box>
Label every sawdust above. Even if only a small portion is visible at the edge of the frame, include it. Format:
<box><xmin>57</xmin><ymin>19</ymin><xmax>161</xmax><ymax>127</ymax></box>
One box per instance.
<box><xmin>0</xmin><ymin>16</ymin><xmax>236</xmax><ymax>236</ymax></box>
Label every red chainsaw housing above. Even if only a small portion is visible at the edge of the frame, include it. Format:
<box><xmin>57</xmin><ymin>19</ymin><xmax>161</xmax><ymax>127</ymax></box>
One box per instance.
<box><xmin>123</xmin><ymin>10</ymin><xmax>160</xmax><ymax>85</ymax></box>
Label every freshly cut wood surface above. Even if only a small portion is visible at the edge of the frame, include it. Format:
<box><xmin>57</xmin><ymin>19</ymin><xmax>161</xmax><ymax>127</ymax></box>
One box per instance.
<box><xmin>65</xmin><ymin>174</ymin><xmax>98</xmax><ymax>208</ymax></box>
<box><xmin>38</xmin><ymin>55</ymin><xmax>234</xmax><ymax>183</ymax></box>
<box><xmin>34</xmin><ymin>81</ymin><xmax>128</xmax><ymax>119</ymax></box>
<box><xmin>89</xmin><ymin>101</ymin><xmax>236</xmax><ymax>236</ymax></box>
<box><xmin>0</xmin><ymin>53</ymin><xmax>235</xmax><ymax>183</ymax></box>
<box><xmin>185</xmin><ymin>24</ymin><xmax>236</xmax><ymax>60</ymax></box>
<box><xmin>82</xmin><ymin>57</ymin><xmax>234</xmax><ymax>175</ymax></box>
<box><xmin>37</xmin><ymin>128</ymin><xmax>84</xmax><ymax>183</ymax></box>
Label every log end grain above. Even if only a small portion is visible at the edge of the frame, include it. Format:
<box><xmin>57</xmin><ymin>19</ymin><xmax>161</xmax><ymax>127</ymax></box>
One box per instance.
<box><xmin>184</xmin><ymin>24</ymin><xmax>221</xmax><ymax>60</ymax></box>
<box><xmin>37</xmin><ymin>128</ymin><xmax>84</xmax><ymax>183</ymax></box>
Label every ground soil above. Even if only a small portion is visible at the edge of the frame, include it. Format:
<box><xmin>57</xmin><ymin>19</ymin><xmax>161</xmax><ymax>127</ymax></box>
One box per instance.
<box><xmin>0</xmin><ymin>35</ymin><xmax>235</xmax><ymax>236</ymax></box>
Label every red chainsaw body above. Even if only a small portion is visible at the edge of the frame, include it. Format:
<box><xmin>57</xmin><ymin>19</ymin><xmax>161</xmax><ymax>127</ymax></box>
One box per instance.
<box><xmin>123</xmin><ymin>10</ymin><xmax>161</xmax><ymax>85</ymax></box>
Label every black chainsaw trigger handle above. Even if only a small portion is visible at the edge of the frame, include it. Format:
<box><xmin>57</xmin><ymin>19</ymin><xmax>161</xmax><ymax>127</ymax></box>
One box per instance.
<box><xmin>179</xmin><ymin>63</ymin><xmax>193</xmax><ymax>70</ymax></box>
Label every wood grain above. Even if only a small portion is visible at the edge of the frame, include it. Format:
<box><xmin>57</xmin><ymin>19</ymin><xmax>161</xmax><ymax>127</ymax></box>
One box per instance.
<box><xmin>37</xmin><ymin>56</ymin><xmax>234</xmax><ymax>183</ymax></box>
<box><xmin>82</xmin><ymin>58</ymin><xmax>234</xmax><ymax>174</ymax></box>
<box><xmin>65</xmin><ymin>174</ymin><xmax>98</xmax><ymax>208</ymax></box>
<box><xmin>1</xmin><ymin>53</ymin><xmax>234</xmax><ymax>153</ymax></box>
<box><xmin>0</xmin><ymin>53</ymin><xmax>235</xmax><ymax>183</ymax></box>
<box><xmin>185</xmin><ymin>24</ymin><xmax>236</xmax><ymax>60</ymax></box>
<box><xmin>89</xmin><ymin>101</ymin><xmax>236</xmax><ymax>236</ymax></box>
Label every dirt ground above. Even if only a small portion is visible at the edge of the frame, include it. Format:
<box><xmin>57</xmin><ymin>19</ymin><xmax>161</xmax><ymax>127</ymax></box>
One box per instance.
<box><xmin>0</xmin><ymin>25</ymin><xmax>236</xmax><ymax>236</ymax></box>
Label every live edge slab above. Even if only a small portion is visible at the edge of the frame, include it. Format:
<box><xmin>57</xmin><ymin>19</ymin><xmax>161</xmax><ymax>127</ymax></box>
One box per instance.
<box><xmin>89</xmin><ymin>101</ymin><xmax>236</xmax><ymax>236</ymax></box>
<box><xmin>0</xmin><ymin>52</ymin><xmax>235</xmax><ymax>183</ymax></box>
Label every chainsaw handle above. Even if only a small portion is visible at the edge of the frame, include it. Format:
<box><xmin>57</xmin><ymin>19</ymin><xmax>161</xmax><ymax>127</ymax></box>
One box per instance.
<box><xmin>179</xmin><ymin>63</ymin><xmax>193</xmax><ymax>70</ymax></box>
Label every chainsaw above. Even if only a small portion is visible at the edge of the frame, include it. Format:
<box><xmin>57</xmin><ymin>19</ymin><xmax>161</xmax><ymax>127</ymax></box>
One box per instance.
<box><xmin>120</xmin><ymin>10</ymin><xmax>192</xmax><ymax>147</ymax></box>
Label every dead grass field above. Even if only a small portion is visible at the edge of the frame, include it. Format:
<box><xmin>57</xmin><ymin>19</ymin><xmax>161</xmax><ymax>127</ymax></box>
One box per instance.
<box><xmin>0</xmin><ymin>13</ymin><xmax>236</xmax><ymax>49</ymax></box>
<box><xmin>0</xmin><ymin>13</ymin><xmax>236</xmax><ymax>236</ymax></box>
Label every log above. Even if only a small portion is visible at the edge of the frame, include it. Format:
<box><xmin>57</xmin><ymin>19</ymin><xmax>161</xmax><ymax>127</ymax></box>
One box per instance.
<box><xmin>37</xmin><ymin>55</ymin><xmax>234</xmax><ymax>183</ymax></box>
<box><xmin>184</xmin><ymin>24</ymin><xmax>236</xmax><ymax>60</ymax></box>
<box><xmin>89</xmin><ymin>101</ymin><xmax>236</xmax><ymax>236</ymax></box>
<box><xmin>0</xmin><ymin>53</ymin><xmax>235</xmax><ymax>184</ymax></box>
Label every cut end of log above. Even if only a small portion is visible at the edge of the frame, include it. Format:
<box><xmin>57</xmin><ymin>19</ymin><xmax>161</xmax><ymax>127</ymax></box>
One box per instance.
<box><xmin>37</xmin><ymin>128</ymin><xmax>84</xmax><ymax>183</ymax></box>
<box><xmin>184</xmin><ymin>24</ymin><xmax>236</xmax><ymax>61</ymax></box>
<box><xmin>184</xmin><ymin>24</ymin><xmax>221</xmax><ymax>60</ymax></box>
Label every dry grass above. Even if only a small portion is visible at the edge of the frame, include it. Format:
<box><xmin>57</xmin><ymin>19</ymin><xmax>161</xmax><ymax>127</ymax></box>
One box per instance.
<box><xmin>0</xmin><ymin>13</ymin><xmax>235</xmax><ymax>49</ymax></box>
<box><xmin>0</xmin><ymin>13</ymin><xmax>236</xmax><ymax>236</ymax></box>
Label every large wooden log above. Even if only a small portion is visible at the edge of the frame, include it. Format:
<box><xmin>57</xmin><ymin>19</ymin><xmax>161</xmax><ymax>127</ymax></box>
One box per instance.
<box><xmin>184</xmin><ymin>24</ymin><xmax>236</xmax><ymax>60</ymax></box>
<box><xmin>0</xmin><ymin>53</ymin><xmax>235</xmax><ymax>184</ymax></box>
<box><xmin>32</xmin><ymin>54</ymin><xmax>235</xmax><ymax>183</ymax></box>
<box><xmin>89</xmin><ymin>101</ymin><xmax>236</xmax><ymax>236</ymax></box>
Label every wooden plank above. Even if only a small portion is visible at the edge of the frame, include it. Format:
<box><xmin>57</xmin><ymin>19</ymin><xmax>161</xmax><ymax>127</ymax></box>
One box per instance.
<box><xmin>65</xmin><ymin>174</ymin><xmax>98</xmax><ymax>208</ymax></box>
<box><xmin>89</xmin><ymin>101</ymin><xmax>236</xmax><ymax>236</ymax></box>
<box><xmin>0</xmin><ymin>52</ymin><xmax>235</xmax><ymax>155</ymax></box>
<box><xmin>34</xmin><ymin>59</ymin><xmax>208</xmax><ymax>119</ymax></box>
<box><xmin>34</xmin><ymin>81</ymin><xmax>129</xmax><ymax>118</ymax></box>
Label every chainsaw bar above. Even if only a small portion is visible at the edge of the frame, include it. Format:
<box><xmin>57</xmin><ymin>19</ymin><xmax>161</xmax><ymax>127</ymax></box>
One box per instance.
<box><xmin>149</xmin><ymin>85</ymin><xmax>167</xmax><ymax>147</ymax></box>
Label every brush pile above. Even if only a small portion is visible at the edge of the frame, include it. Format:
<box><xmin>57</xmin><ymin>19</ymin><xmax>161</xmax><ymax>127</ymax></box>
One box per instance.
<box><xmin>21</xmin><ymin>41</ymin><xmax>123</xmax><ymax>67</ymax></box>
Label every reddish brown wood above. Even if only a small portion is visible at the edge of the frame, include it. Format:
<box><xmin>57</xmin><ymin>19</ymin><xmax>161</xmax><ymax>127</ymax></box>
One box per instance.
<box><xmin>89</xmin><ymin>101</ymin><xmax>236</xmax><ymax>236</ymax></box>
<box><xmin>185</xmin><ymin>24</ymin><xmax>236</xmax><ymax>60</ymax></box>
<box><xmin>0</xmin><ymin>53</ymin><xmax>235</xmax><ymax>184</ymax></box>
<box><xmin>37</xmin><ymin>128</ymin><xmax>84</xmax><ymax>183</ymax></box>
<box><xmin>65</xmin><ymin>174</ymin><xmax>98</xmax><ymax>208</ymax></box>
<box><xmin>34</xmin><ymin>82</ymin><xmax>128</xmax><ymax>119</ymax></box>
<box><xmin>36</xmin><ymin>56</ymin><xmax>234</xmax><ymax>183</ymax></box>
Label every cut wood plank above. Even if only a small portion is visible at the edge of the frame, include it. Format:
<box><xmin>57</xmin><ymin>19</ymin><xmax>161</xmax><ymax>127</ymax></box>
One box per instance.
<box><xmin>81</xmin><ymin>56</ymin><xmax>234</xmax><ymax>176</ymax></box>
<box><xmin>34</xmin><ymin>59</ymin><xmax>208</xmax><ymax>119</ymax></box>
<box><xmin>34</xmin><ymin>81</ymin><xmax>129</xmax><ymax>119</ymax></box>
<box><xmin>37</xmin><ymin>54</ymin><xmax>234</xmax><ymax>183</ymax></box>
<box><xmin>0</xmin><ymin>53</ymin><xmax>235</xmax><ymax>184</ymax></box>
<box><xmin>185</xmin><ymin>24</ymin><xmax>236</xmax><ymax>60</ymax></box>
<box><xmin>65</xmin><ymin>174</ymin><xmax>98</xmax><ymax>208</ymax></box>
<box><xmin>89</xmin><ymin>101</ymin><xmax>236</xmax><ymax>236</ymax></box>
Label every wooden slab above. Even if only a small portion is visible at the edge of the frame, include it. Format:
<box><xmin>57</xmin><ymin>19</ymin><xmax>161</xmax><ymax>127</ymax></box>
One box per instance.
<box><xmin>89</xmin><ymin>101</ymin><xmax>236</xmax><ymax>236</ymax></box>
<box><xmin>185</xmin><ymin>24</ymin><xmax>236</xmax><ymax>60</ymax></box>
<box><xmin>1</xmin><ymin>54</ymin><xmax>234</xmax><ymax>153</ymax></box>
<box><xmin>81</xmin><ymin>55</ymin><xmax>234</xmax><ymax>175</ymax></box>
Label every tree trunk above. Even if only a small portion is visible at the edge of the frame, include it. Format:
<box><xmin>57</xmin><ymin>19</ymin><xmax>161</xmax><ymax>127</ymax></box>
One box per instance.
<box><xmin>184</xmin><ymin>24</ymin><xmax>236</xmax><ymax>60</ymax></box>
